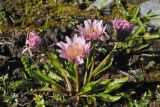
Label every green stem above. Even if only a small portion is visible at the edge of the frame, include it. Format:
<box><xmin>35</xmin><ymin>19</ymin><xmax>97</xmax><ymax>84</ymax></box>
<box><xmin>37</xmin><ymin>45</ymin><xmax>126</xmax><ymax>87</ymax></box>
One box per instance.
<box><xmin>87</xmin><ymin>45</ymin><xmax>95</xmax><ymax>83</ymax></box>
<box><xmin>83</xmin><ymin>69</ymin><xmax>88</xmax><ymax>85</ymax></box>
<box><xmin>88</xmin><ymin>57</ymin><xmax>95</xmax><ymax>82</ymax></box>
<box><xmin>84</xmin><ymin>55</ymin><xmax>94</xmax><ymax>84</ymax></box>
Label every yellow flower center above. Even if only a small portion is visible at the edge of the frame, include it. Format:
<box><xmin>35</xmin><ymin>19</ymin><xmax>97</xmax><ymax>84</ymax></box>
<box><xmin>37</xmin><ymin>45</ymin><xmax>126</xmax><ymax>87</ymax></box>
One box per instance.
<box><xmin>67</xmin><ymin>43</ymin><xmax>83</xmax><ymax>60</ymax></box>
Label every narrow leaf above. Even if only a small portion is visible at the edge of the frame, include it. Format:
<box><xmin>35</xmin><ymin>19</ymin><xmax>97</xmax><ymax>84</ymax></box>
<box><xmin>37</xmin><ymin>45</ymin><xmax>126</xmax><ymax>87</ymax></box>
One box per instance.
<box><xmin>92</xmin><ymin>50</ymin><xmax>114</xmax><ymax>78</ymax></box>
<box><xmin>100</xmin><ymin>79</ymin><xmax>111</xmax><ymax>85</ymax></box>
<box><xmin>93</xmin><ymin>58</ymin><xmax>113</xmax><ymax>78</ymax></box>
<box><xmin>133</xmin><ymin>44</ymin><xmax>149</xmax><ymax>52</ymax></box>
<box><xmin>103</xmin><ymin>84</ymin><xmax>123</xmax><ymax>93</ymax></box>
<box><xmin>98</xmin><ymin>94</ymin><xmax>121</xmax><ymax>102</ymax></box>
<box><xmin>108</xmin><ymin>77</ymin><xmax>128</xmax><ymax>86</ymax></box>
<box><xmin>48</xmin><ymin>72</ymin><xmax>63</xmax><ymax>82</ymax></box>
<box><xmin>31</xmin><ymin>67</ymin><xmax>64</xmax><ymax>91</ymax></box>
<box><xmin>79</xmin><ymin>80</ymin><xmax>100</xmax><ymax>94</ymax></box>
<box><xmin>143</xmin><ymin>33</ymin><xmax>160</xmax><ymax>40</ymax></box>
<box><xmin>103</xmin><ymin>77</ymin><xmax>128</xmax><ymax>93</ymax></box>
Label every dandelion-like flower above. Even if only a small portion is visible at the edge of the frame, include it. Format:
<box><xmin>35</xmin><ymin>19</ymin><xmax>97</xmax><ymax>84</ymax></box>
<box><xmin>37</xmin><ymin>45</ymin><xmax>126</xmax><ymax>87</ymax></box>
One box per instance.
<box><xmin>77</xmin><ymin>19</ymin><xmax>106</xmax><ymax>41</ymax></box>
<box><xmin>112</xmin><ymin>18</ymin><xmax>135</xmax><ymax>34</ymax></box>
<box><xmin>22</xmin><ymin>31</ymin><xmax>42</xmax><ymax>54</ymax></box>
<box><xmin>57</xmin><ymin>34</ymin><xmax>91</xmax><ymax>64</ymax></box>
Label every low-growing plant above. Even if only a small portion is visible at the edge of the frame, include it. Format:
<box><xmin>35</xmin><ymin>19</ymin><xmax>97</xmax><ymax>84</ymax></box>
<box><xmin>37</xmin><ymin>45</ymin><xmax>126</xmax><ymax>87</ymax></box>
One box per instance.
<box><xmin>21</xmin><ymin>19</ymin><xmax>130</xmax><ymax>106</ymax></box>
<box><xmin>128</xmin><ymin>90</ymin><xmax>152</xmax><ymax>107</ymax></box>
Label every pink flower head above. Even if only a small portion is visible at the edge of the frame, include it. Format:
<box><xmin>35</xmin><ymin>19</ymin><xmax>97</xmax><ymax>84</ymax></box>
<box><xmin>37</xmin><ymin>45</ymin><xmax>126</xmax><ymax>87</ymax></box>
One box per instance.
<box><xmin>112</xmin><ymin>18</ymin><xmax>135</xmax><ymax>34</ymax></box>
<box><xmin>57</xmin><ymin>34</ymin><xmax>91</xmax><ymax>65</ymax></box>
<box><xmin>77</xmin><ymin>19</ymin><xmax>106</xmax><ymax>41</ymax></box>
<box><xmin>27</xmin><ymin>31</ymin><xmax>42</xmax><ymax>50</ymax></box>
<box><xmin>22</xmin><ymin>31</ymin><xmax>42</xmax><ymax>54</ymax></box>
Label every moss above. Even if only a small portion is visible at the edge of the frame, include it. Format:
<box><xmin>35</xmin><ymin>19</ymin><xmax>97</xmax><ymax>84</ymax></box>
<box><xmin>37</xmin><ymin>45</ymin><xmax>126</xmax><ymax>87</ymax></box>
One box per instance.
<box><xmin>1</xmin><ymin>0</ymin><xmax>147</xmax><ymax>33</ymax></box>
<box><xmin>2</xmin><ymin>0</ymin><xmax>100</xmax><ymax>33</ymax></box>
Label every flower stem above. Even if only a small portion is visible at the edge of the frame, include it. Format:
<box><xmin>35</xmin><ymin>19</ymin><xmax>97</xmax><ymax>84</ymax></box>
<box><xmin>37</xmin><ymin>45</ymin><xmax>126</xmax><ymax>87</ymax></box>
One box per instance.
<box><xmin>88</xmin><ymin>58</ymin><xmax>94</xmax><ymax>82</ymax></box>
<box><xmin>83</xmin><ymin>70</ymin><xmax>88</xmax><ymax>85</ymax></box>
<box><xmin>87</xmin><ymin>46</ymin><xmax>95</xmax><ymax>83</ymax></box>
<box><xmin>75</xmin><ymin>64</ymin><xmax>79</xmax><ymax>104</ymax></box>
<box><xmin>75</xmin><ymin>64</ymin><xmax>79</xmax><ymax>94</ymax></box>
<box><xmin>62</xmin><ymin>69</ymin><xmax>72</xmax><ymax>96</ymax></box>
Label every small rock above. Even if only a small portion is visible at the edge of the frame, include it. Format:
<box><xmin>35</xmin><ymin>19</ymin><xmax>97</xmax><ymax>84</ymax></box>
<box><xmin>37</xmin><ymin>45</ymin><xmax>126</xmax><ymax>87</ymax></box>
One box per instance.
<box><xmin>87</xmin><ymin>0</ymin><xmax>114</xmax><ymax>11</ymax></box>
<box><xmin>140</xmin><ymin>0</ymin><xmax>160</xmax><ymax>27</ymax></box>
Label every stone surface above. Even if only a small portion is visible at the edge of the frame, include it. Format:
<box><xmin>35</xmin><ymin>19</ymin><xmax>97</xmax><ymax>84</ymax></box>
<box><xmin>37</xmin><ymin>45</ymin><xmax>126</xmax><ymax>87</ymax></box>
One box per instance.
<box><xmin>140</xmin><ymin>0</ymin><xmax>160</xmax><ymax>27</ymax></box>
<box><xmin>87</xmin><ymin>0</ymin><xmax>114</xmax><ymax>10</ymax></box>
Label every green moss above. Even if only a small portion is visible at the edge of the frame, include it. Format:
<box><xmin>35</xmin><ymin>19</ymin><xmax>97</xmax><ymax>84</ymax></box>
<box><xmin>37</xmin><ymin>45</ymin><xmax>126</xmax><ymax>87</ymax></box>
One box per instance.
<box><xmin>1</xmin><ymin>0</ymin><xmax>147</xmax><ymax>33</ymax></box>
<box><xmin>2</xmin><ymin>0</ymin><xmax>100</xmax><ymax>33</ymax></box>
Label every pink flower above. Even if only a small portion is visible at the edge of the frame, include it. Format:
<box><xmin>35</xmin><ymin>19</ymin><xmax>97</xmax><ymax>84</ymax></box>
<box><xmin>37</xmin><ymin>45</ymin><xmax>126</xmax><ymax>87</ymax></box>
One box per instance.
<box><xmin>57</xmin><ymin>34</ymin><xmax>91</xmax><ymax>64</ymax></box>
<box><xmin>77</xmin><ymin>19</ymin><xmax>106</xmax><ymax>41</ymax></box>
<box><xmin>22</xmin><ymin>31</ymin><xmax>42</xmax><ymax>54</ymax></box>
<box><xmin>27</xmin><ymin>31</ymin><xmax>42</xmax><ymax>50</ymax></box>
<box><xmin>112</xmin><ymin>18</ymin><xmax>135</xmax><ymax>34</ymax></box>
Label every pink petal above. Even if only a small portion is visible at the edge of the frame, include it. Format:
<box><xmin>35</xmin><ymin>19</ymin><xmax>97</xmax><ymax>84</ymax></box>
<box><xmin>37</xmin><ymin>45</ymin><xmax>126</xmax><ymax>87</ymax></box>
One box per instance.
<box><xmin>73</xmin><ymin>34</ymin><xmax>78</xmax><ymax>43</ymax></box>
<box><xmin>56</xmin><ymin>49</ymin><xmax>62</xmax><ymax>53</ymax></box>
<box><xmin>84</xmin><ymin>19</ymin><xmax>91</xmax><ymax>28</ymax></box>
<box><xmin>75</xmin><ymin>57</ymin><xmax>84</xmax><ymax>64</ymax></box>
<box><xmin>57</xmin><ymin>41</ymin><xmax>66</xmax><ymax>49</ymax></box>
<box><xmin>77</xmin><ymin>25</ymin><xmax>83</xmax><ymax>31</ymax></box>
<box><xmin>66</xmin><ymin>36</ymin><xmax>72</xmax><ymax>44</ymax></box>
<box><xmin>22</xmin><ymin>47</ymin><xmax>30</xmax><ymax>54</ymax></box>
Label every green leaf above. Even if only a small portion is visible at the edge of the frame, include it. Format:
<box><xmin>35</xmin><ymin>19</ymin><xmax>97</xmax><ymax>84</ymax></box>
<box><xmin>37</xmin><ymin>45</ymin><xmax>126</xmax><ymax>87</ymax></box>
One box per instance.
<box><xmin>128</xmin><ymin>25</ymin><xmax>144</xmax><ymax>47</ymax></box>
<box><xmin>37</xmin><ymin>87</ymin><xmax>64</xmax><ymax>93</ymax></box>
<box><xmin>97</xmin><ymin>94</ymin><xmax>121</xmax><ymax>102</ymax></box>
<box><xmin>103</xmin><ymin>84</ymin><xmax>123</xmax><ymax>93</ymax></box>
<box><xmin>144</xmin><ymin>61</ymin><xmax>155</xmax><ymax>70</ymax></box>
<box><xmin>65</xmin><ymin>62</ymin><xmax>76</xmax><ymax>82</ymax></box>
<box><xmin>47</xmin><ymin>52</ymin><xmax>62</xmax><ymax>70</ymax></box>
<box><xmin>39</xmin><ymin>87</ymin><xmax>54</xmax><ymax>91</ymax></box>
<box><xmin>100</xmin><ymin>79</ymin><xmax>111</xmax><ymax>85</ymax></box>
<box><xmin>92</xmin><ymin>50</ymin><xmax>114</xmax><ymax>78</ymax></box>
<box><xmin>133</xmin><ymin>44</ymin><xmax>149</xmax><ymax>52</ymax></box>
<box><xmin>130</xmin><ymin>6</ymin><xmax>140</xmax><ymax>23</ymax></box>
<box><xmin>47</xmin><ymin>52</ymin><xmax>74</xmax><ymax>81</ymax></box>
<box><xmin>143</xmin><ymin>33</ymin><xmax>160</xmax><ymax>40</ymax></box>
<box><xmin>9</xmin><ymin>79</ymin><xmax>28</xmax><ymax>91</ymax></box>
<box><xmin>48</xmin><ymin>51</ymin><xmax>58</xmax><ymax>59</ymax></box>
<box><xmin>48</xmin><ymin>72</ymin><xmax>63</xmax><ymax>82</ymax></box>
<box><xmin>144</xmin><ymin>12</ymin><xmax>159</xmax><ymax>20</ymax></box>
<box><xmin>0</xmin><ymin>74</ymin><xmax>8</xmax><ymax>82</ymax></box>
<box><xmin>108</xmin><ymin>77</ymin><xmax>128</xmax><ymax>86</ymax></box>
<box><xmin>103</xmin><ymin>77</ymin><xmax>128</xmax><ymax>93</ymax></box>
<box><xmin>87</xmin><ymin>95</ymin><xmax>96</xmax><ymax>104</ymax></box>
<box><xmin>86</xmin><ymin>55</ymin><xmax>94</xmax><ymax>71</ymax></box>
<box><xmin>93</xmin><ymin>58</ymin><xmax>113</xmax><ymax>78</ymax></box>
<box><xmin>31</xmin><ymin>66</ymin><xmax>64</xmax><ymax>91</ymax></box>
<box><xmin>79</xmin><ymin>80</ymin><xmax>100</xmax><ymax>94</ymax></box>
<box><xmin>21</xmin><ymin>56</ymin><xmax>32</xmax><ymax>77</ymax></box>
<box><xmin>134</xmin><ymin>6</ymin><xmax>140</xmax><ymax>18</ymax></box>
